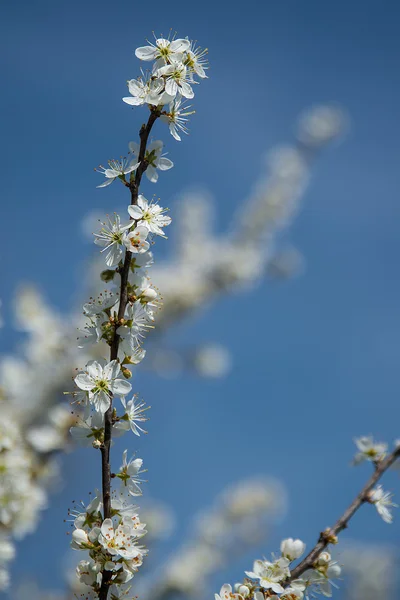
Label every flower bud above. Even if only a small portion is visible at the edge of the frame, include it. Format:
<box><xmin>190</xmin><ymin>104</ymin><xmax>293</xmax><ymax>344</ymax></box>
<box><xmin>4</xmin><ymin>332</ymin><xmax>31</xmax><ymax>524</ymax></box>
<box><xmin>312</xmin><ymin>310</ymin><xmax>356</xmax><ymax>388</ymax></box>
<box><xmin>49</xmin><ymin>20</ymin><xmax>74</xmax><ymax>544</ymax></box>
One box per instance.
<box><xmin>121</xmin><ymin>367</ymin><xmax>132</xmax><ymax>379</ymax></box>
<box><xmin>280</xmin><ymin>538</ymin><xmax>306</xmax><ymax>561</ymax></box>
<box><xmin>100</xmin><ymin>269</ymin><xmax>116</xmax><ymax>282</ymax></box>
<box><xmin>92</xmin><ymin>440</ymin><xmax>102</xmax><ymax>449</ymax></box>
<box><xmin>322</xmin><ymin>528</ymin><xmax>338</xmax><ymax>544</ymax></box>
<box><xmin>234</xmin><ymin>584</ymin><xmax>250</xmax><ymax>597</ymax></box>
<box><xmin>71</xmin><ymin>529</ymin><xmax>89</xmax><ymax>549</ymax></box>
<box><xmin>140</xmin><ymin>287</ymin><xmax>158</xmax><ymax>302</ymax></box>
<box><xmin>315</xmin><ymin>551</ymin><xmax>331</xmax><ymax>566</ymax></box>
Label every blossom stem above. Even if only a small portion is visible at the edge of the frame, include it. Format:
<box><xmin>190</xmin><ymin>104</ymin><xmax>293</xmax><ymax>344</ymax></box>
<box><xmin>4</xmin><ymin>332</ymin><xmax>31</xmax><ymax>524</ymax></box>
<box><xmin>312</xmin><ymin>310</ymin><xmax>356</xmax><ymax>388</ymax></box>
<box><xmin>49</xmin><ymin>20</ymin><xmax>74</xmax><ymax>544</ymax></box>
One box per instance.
<box><xmin>98</xmin><ymin>107</ymin><xmax>160</xmax><ymax>600</ymax></box>
<box><xmin>287</xmin><ymin>445</ymin><xmax>400</xmax><ymax>583</ymax></box>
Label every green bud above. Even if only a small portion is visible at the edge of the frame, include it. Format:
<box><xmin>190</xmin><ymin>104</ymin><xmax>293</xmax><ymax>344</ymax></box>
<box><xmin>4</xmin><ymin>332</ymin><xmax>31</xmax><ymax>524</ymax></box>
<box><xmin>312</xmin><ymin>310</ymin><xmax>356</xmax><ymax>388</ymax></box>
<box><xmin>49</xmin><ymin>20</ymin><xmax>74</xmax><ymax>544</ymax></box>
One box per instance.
<box><xmin>121</xmin><ymin>367</ymin><xmax>132</xmax><ymax>379</ymax></box>
<box><xmin>100</xmin><ymin>269</ymin><xmax>116</xmax><ymax>282</ymax></box>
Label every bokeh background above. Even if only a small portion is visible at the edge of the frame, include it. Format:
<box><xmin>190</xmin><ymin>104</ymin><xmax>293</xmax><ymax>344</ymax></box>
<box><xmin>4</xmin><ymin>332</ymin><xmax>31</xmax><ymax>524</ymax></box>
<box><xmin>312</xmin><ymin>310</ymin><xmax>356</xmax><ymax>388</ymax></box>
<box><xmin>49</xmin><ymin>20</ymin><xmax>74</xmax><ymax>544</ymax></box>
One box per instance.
<box><xmin>1</xmin><ymin>0</ymin><xmax>400</xmax><ymax>598</ymax></box>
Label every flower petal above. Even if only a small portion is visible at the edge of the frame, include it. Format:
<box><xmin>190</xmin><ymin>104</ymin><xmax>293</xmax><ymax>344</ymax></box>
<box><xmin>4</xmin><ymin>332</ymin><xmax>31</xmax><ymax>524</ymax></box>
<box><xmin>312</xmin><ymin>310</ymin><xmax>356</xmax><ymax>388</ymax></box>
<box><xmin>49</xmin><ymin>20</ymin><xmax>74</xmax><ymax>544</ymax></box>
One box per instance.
<box><xmin>87</xmin><ymin>361</ymin><xmax>103</xmax><ymax>379</ymax></box>
<box><xmin>169</xmin><ymin>39</ymin><xmax>190</xmax><ymax>53</ymax></box>
<box><xmin>75</xmin><ymin>373</ymin><xmax>94</xmax><ymax>391</ymax></box>
<box><xmin>135</xmin><ymin>46</ymin><xmax>157</xmax><ymax>61</ymax></box>
<box><xmin>92</xmin><ymin>390</ymin><xmax>111</xmax><ymax>413</ymax></box>
<box><xmin>103</xmin><ymin>360</ymin><xmax>121</xmax><ymax>381</ymax></box>
<box><xmin>157</xmin><ymin>157</ymin><xmax>174</xmax><ymax>171</ymax></box>
<box><xmin>111</xmin><ymin>378</ymin><xmax>132</xmax><ymax>397</ymax></box>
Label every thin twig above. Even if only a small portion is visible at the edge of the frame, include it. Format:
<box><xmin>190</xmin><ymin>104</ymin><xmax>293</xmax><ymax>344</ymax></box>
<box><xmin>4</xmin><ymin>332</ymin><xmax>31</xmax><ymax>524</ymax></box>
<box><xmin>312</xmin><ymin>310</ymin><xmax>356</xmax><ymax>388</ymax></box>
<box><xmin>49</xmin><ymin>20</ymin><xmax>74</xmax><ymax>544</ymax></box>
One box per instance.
<box><xmin>287</xmin><ymin>446</ymin><xmax>400</xmax><ymax>582</ymax></box>
<box><xmin>98</xmin><ymin>107</ymin><xmax>160</xmax><ymax>600</ymax></box>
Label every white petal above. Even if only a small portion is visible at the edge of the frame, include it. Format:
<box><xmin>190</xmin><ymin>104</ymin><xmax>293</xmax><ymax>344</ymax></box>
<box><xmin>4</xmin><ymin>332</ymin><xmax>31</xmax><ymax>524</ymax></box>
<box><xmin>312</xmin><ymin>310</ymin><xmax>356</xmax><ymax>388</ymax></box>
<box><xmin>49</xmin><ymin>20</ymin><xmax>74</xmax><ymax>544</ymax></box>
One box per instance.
<box><xmin>128</xmin><ymin>141</ymin><xmax>140</xmax><ymax>156</ymax></box>
<box><xmin>70</xmin><ymin>426</ymin><xmax>93</xmax><ymax>446</ymax></box>
<box><xmin>196</xmin><ymin>64</ymin><xmax>207</xmax><ymax>78</ymax></box>
<box><xmin>122</xmin><ymin>97</ymin><xmax>143</xmax><ymax>106</ymax></box>
<box><xmin>165</xmin><ymin>79</ymin><xmax>178</xmax><ymax>97</ymax></box>
<box><xmin>92</xmin><ymin>390</ymin><xmax>111</xmax><ymax>413</ymax></box>
<box><xmin>128</xmin><ymin>482</ymin><xmax>143</xmax><ymax>496</ymax></box>
<box><xmin>128</xmin><ymin>458</ymin><xmax>143</xmax><ymax>475</ymax></box>
<box><xmin>137</xmin><ymin>195</ymin><xmax>148</xmax><ymax>210</ymax></box>
<box><xmin>135</xmin><ymin>46</ymin><xmax>157</xmax><ymax>61</ymax></box>
<box><xmin>157</xmin><ymin>157</ymin><xmax>173</xmax><ymax>171</ymax></box>
<box><xmin>169</xmin><ymin>39</ymin><xmax>190</xmax><ymax>53</ymax></box>
<box><xmin>127</xmin><ymin>79</ymin><xmax>144</xmax><ymax>95</ymax></box>
<box><xmin>148</xmin><ymin>140</ymin><xmax>163</xmax><ymax>153</ymax></box>
<box><xmin>146</xmin><ymin>165</ymin><xmax>158</xmax><ymax>183</ymax></box>
<box><xmin>75</xmin><ymin>373</ymin><xmax>94</xmax><ymax>391</ymax></box>
<box><xmin>125</xmin><ymin>161</ymin><xmax>140</xmax><ymax>174</ymax></box>
<box><xmin>180</xmin><ymin>81</ymin><xmax>194</xmax><ymax>99</ymax></box>
<box><xmin>103</xmin><ymin>360</ymin><xmax>121</xmax><ymax>381</ymax></box>
<box><xmin>155</xmin><ymin>38</ymin><xmax>169</xmax><ymax>49</ymax></box>
<box><xmin>111</xmin><ymin>378</ymin><xmax>132</xmax><ymax>397</ymax></box>
<box><xmin>127</xmin><ymin>205</ymin><xmax>143</xmax><ymax>220</ymax></box>
<box><xmin>100</xmin><ymin>518</ymin><xmax>114</xmax><ymax>538</ymax></box>
<box><xmin>96</xmin><ymin>178</ymin><xmax>115</xmax><ymax>188</ymax></box>
<box><xmin>86</xmin><ymin>361</ymin><xmax>103</xmax><ymax>379</ymax></box>
<box><xmin>169</xmin><ymin>123</ymin><xmax>181</xmax><ymax>141</ymax></box>
<box><xmin>105</xmin><ymin>245</ymin><xmax>123</xmax><ymax>267</ymax></box>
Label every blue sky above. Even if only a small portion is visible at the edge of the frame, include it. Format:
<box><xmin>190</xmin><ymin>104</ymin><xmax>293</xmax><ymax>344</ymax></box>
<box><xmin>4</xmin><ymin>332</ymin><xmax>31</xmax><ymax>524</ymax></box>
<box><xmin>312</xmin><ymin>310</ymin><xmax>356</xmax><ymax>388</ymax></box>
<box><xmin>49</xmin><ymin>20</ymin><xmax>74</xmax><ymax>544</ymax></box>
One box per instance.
<box><xmin>1</xmin><ymin>0</ymin><xmax>400</xmax><ymax>596</ymax></box>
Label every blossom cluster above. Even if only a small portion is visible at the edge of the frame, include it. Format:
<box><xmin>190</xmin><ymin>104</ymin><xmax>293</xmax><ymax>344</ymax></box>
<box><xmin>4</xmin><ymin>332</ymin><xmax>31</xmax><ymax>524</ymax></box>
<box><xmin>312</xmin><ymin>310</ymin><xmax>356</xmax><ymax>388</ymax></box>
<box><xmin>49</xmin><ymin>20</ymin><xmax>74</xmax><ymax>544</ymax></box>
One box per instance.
<box><xmin>214</xmin><ymin>436</ymin><xmax>399</xmax><ymax>600</ymax></box>
<box><xmin>64</xmin><ymin>32</ymin><xmax>208</xmax><ymax>600</ymax></box>
<box><xmin>0</xmin><ymin>286</ymin><xmax>80</xmax><ymax>589</ymax></box>
<box><xmin>214</xmin><ymin>545</ymin><xmax>339</xmax><ymax>600</ymax></box>
<box><xmin>70</xmin><ymin>490</ymin><xmax>147</xmax><ymax>593</ymax></box>
<box><xmin>241</xmin><ymin>543</ymin><xmax>340</xmax><ymax>600</ymax></box>
<box><xmin>0</xmin><ymin>62</ymin><xmax>347</xmax><ymax>591</ymax></box>
<box><xmin>123</xmin><ymin>35</ymin><xmax>207</xmax><ymax>140</ymax></box>
<box><xmin>135</xmin><ymin>477</ymin><xmax>286</xmax><ymax>600</ymax></box>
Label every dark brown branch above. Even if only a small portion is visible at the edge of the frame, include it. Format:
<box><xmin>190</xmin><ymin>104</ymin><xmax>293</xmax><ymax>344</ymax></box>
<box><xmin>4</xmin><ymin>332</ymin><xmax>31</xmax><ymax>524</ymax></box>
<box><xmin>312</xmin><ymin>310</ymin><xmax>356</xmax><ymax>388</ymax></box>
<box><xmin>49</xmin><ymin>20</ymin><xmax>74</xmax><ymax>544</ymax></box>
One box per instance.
<box><xmin>287</xmin><ymin>446</ymin><xmax>400</xmax><ymax>583</ymax></box>
<box><xmin>98</xmin><ymin>107</ymin><xmax>160</xmax><ymax>600</ymax></box>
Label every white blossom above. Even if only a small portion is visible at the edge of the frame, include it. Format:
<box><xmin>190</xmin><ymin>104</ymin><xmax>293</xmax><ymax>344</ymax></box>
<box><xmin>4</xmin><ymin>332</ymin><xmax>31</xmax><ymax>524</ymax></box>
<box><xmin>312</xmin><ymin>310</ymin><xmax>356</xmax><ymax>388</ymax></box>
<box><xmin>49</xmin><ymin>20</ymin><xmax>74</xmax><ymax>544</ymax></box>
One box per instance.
<box><xmin>130</xmin><ymin>273</ymin><xmax>159</xmax><ymax>319</ymax></box>
<box><xmin>245</xmin><ymin>557</ymin><xmax>290</xmax><ymax>594</ymax></box>
<box><xmin>353</xmin><ymin>436</ymin><xmax>387</xmax><ymax>465</ymax></box>
<box><xmin>76</xmin><ymin>559</ymin><xmax>101</xmax><ymax>587</ymax></box>
<box><xmin>26</xmin><ymin>403</ymin><xmax>73</xmax><ymax>452</ymax></box>
<box><xmin>98</xmin><ymin>518</ymin><xmax>143</xmax><ymax>559</ymax></box>
<box><xmin>296</xmin><ymin>105</ymin><xmax>348</xmax><ymax>147</ymax></box>
<box><xmin>70</xmin><ymin>412</ymin><xmax>105</xmax><ymax>447</ymax></box>
<box><xmin>307</xmin><ymin>552</ymin><xmax>342</xmax><ymax>597</ymax></box>
<box><xmin>74</xmin><ymin>360</ymin><xmax>132</xmax><ymax>413</ymax></box>
<box><xmin>118</xmin><ymin>449</ymin><xmax>145</xmax><ymax>496</ymax></box>
<box><xmin>127</xmin><ymin>194</ymin><xmax>171</xmax><ymax>237</ymax></box>
<box><xmin>135</xmin><ymin>37</ymin><xmax>190</xmax><ymax>63</ymax></box>
<box><xmin>128</xmin><ymin>140</ymin><xmax>173</xmax><ymax>183</ymax></box>
<box><xmin>160</xmin><ymin>96</ymin><xmax>194</xmax><ymax>141</ymax></box>
<box><xmin>96</xmin><ymin>157</ymin><xmax>139</xmax><ymax>188</ymax></box>
<box><xmin>184</xmin><ymin>42</ymin><xmax>208</xmax><ymax>79</ymax></box>
<box><xmin>83</xmin><ymin>292</ymin><xmax>119</xmax><ymax>316</ymax></box>
<box><xmin>280</xmin><ymin>537</ymin><xmax>306</xmax><ymax>561</ymax></box>
<box><xmin>157</xmin><ymin>59</ymin><xmax>195</xmax><ymax>99</ymax></box>
<box><xmin>123</xmin><ymin>75</ymin><xmax>168</xmax><ymax>107</ymax></box>
<box><xmin>234</xmin><ymin>584</ymin><xmax>250</xmax><ymax>597</ymax></box>
<box><xmin>282</xmin><ymin>580</ymin><xmax>306</xmax><ymax>599</ymax></box>
<box><xmin>71</xmin><ymin>527</ymin><xmax>100</xmax><ymax>550</ymax></box>
<box><xmin>77</xmin><ymin>316</ymin><xmax>103</xmax><ymax>348</ymax></box>
<box><xmin>94</xmin><ymin>214</ymin><xmax>131</xmax><ymax>267</ymax></box>
<box><xmin>215</xmin><ymin>584</ymin><xmax>243</xmax><ymax>600</ymax></box>
<box><xmin>117</xmin><ymin>301</ymin><xmax>152</xmax><ymax>355</ymax></box>
<box><xmin>114</xmin><ymin>396</ymin><xmax>148</xmax><ymax>436</ymax></box>
<box><xmin>370</xmin><ymin>485</ymin><xmax>397</xmax><ymax>524</ymax></box>
<box><xmin>123</xmin><ymin>226</ymin><xmax>150</xmax><ymax>254</ymax></box>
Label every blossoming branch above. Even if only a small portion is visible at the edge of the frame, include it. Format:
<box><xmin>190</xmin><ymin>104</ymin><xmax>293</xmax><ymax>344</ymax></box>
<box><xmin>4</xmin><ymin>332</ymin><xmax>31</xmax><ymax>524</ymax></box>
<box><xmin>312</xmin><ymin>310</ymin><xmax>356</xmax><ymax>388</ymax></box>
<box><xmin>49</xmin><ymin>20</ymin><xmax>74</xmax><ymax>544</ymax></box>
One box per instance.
<box><xmin>65</xmin><ymin>33</ymin><xmax>208</xmax><ymax>600</ymax></box>
<box><xmin>215</xmin><ymin>436</ymin><xmax>400</xmax><ymax>600</ymax></box>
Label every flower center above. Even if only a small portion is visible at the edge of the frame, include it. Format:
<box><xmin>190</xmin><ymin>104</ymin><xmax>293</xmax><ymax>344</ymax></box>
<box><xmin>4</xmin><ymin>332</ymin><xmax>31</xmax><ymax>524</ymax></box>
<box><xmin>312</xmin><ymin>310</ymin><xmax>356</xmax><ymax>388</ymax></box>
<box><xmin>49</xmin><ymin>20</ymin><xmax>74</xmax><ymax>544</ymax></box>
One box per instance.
<box><xmin>94</xmin><ymin>378</ymin><xmax>109</xmax><ymax>391</ymax></box>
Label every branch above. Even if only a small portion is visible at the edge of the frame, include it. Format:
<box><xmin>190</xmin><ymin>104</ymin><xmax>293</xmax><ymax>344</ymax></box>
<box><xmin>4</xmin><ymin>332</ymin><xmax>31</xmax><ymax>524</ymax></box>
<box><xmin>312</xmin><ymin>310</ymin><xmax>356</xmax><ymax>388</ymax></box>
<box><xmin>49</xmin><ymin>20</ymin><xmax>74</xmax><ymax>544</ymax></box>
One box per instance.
<box><xmin>98</xmin><ymin>107</ymin><xmax>160</xmax><ymax>600</ymax></box>
<box><xmin>287</xmin><ymin>446</ymin><xmax>400</xmax><ymax>582</ymax></box>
